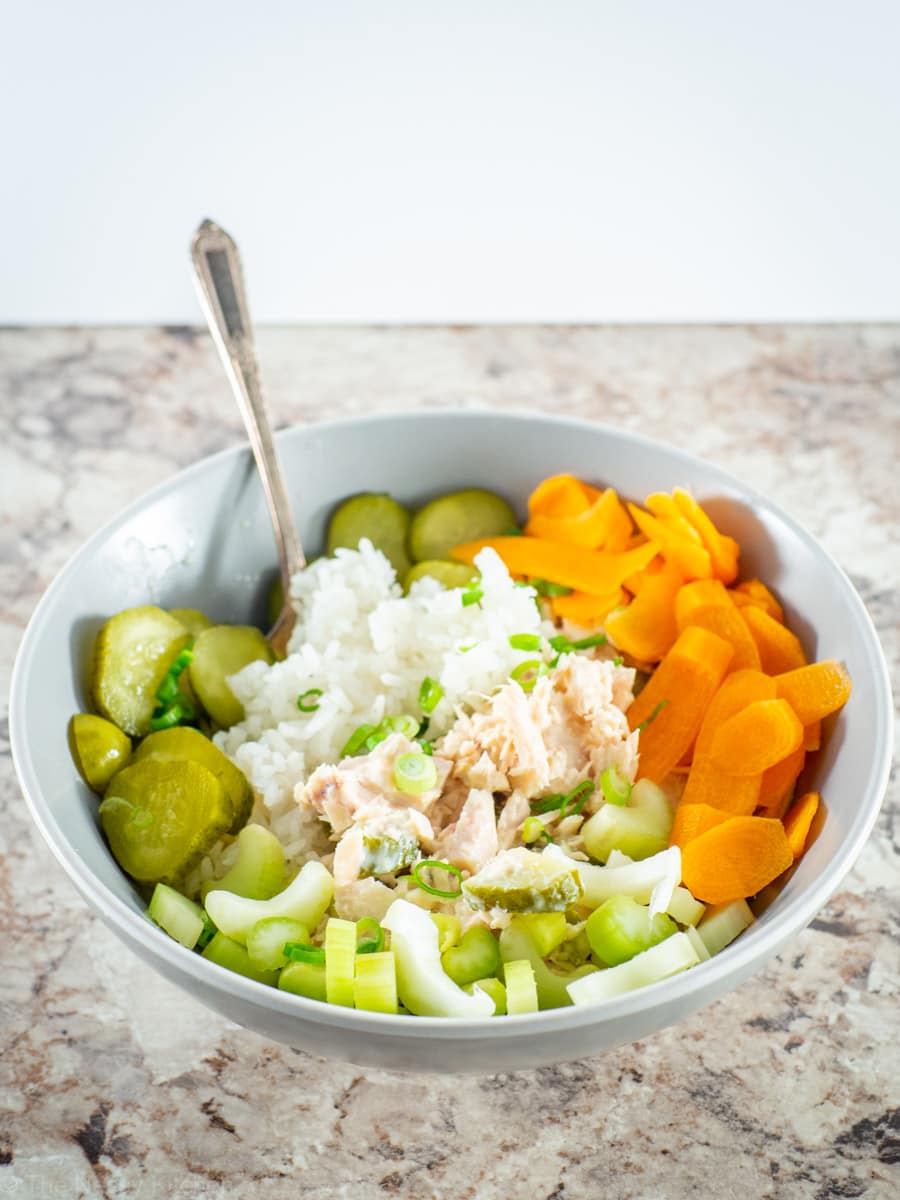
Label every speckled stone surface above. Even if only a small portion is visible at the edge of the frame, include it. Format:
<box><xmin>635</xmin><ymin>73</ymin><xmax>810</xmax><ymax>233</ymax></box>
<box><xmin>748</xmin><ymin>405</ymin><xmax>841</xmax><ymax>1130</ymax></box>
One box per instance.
<box><xmin>1</xmin><ymin>326</ymin><xmax>898</xmax><ymax>1199</ymax></box>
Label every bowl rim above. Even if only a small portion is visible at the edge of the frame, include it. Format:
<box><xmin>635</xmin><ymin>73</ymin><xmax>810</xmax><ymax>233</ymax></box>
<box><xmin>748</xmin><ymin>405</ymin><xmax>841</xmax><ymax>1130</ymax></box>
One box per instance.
<box><xmin>10</xmin><ymin>408</ymin><xmax>893</xmax><ymax>1038</ymax></box>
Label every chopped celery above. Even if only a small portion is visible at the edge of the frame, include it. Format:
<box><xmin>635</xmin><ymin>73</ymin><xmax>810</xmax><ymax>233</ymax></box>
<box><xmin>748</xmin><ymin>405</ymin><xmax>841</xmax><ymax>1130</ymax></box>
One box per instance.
<box><xmin>204</xmin><ymin>860</ymin><xmax>334</xmax><ymax>945</ymax></box>
<box><xmin>516</xmin><ymin>912</ymin><xmax>568</xmax><ymax>957</ymax></box>
<box><xmin>201</xmin><ymin>931</ymin><xmax>279</xmax><ymax>985</ymax></box>
<box><xmin>567</xmin><ymin>932</ymin><xmax>701</xmax><ymax>1006</ymax></box>
<box><xmin>431</xmin><ymin>913</ymin><xmax>462</xmax><ymax>953</ymax></box>
<box><xmin>353</xmin><ymin>951</ymin><xmax>399</xmax><ymax>1014</ymax></box>
<box><xmin>325</xmin><ymin>918</ymin><xmax>357</xmax><ymax>1007</ymax></box>
<box><xmin>499</xmin><ymin>920</ymin><xmax>597</xmax><ymax>1009</ymax></box>
<box><xmin>629</xmin><ymin>779</ymin><xmax>674</xmax><ymax>828</ymax></box>
<box><xmin>462</xmin><ymin>847</ymin><xmax>582</xmax><ymax>913</ymax></box>
<box><xmin>504</xmin><ymin>959</ymin><xmax>539</xmax><ymax>1014</ymax></box>
<box><xmin>605</xmin><ymin>849</ymin><xmax>634</xmax><ymax>868</ymax></box>
<box><xmin>545</xmin><ymin>845</ymin><xmax>682</xmax><ymax>911</ymax></box>
<box><xmin>696</xmin><ymin>899</ymin><xmax>755</xmax><ymax>956</ymax></box>
<box><xmin>441</xmin><ymin>925</ymin><xmax>501</xmax><ymax>987</ymax></box>
<box><xmin>666</xmin><ymin>886</ymin><xmax>706</xmax><ymax>927</ymax></box>
<box><xmin>201</xmin><ymin>824</ymin><xmax>286</xmax><ymax>901</ymax></box>
<box><xmin>147</xmin><ymin>882</ymin><xmax>205</xmax><ymax>949</ymax></box>
<box><xmin>582</xmin><ymin>804</ymin><xmax>669</xmax><ymax>863</ymax></box>
<box><xmin>465</xmin><ymin>977</ymin><xmax>507</xmax><ymax>1015</ymax></box>
<box><xmin>382</xmin><ymin>900</ymin><xmax>494</xmax><ymax>1017</ymax></box>
<box><xmin>585</xmin><ymin>896</ymin><xmax>678</xmax><ymax>967</ymax></box>
<box><xmin>279</xmin><ymin>959</ymin><xmax>327</xmax><ymax>1002</ymax></box>
<box><xmin>684</xmin><ymin>924</ymin><xmax>711</xmax><ymax>962</ymax></box>
<box><xmin>246</xmin><ymin>917</ymin><xmax>311</xmax><ymax>972</ymax></box>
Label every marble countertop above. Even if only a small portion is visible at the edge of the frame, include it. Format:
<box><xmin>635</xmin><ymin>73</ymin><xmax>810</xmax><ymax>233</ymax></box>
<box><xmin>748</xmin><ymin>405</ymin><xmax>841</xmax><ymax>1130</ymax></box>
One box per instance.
<box><xmin>1</xmin><ymin>325</ymin><xmax>897</xmax><ymax>1199</ymax></box>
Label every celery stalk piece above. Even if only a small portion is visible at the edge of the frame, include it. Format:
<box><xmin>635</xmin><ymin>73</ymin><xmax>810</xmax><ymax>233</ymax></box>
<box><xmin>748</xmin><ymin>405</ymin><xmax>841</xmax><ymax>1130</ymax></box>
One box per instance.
<box><xmin>201</xmin><ymin>931</ymin><xmax>279</xmax><ymax>985</ymax></box>
<box><xmin>605</xmin><ymin>850</ymin><xmax>635</xmax><ymax>868</ymax></box>
<box><xmin>504</xmin><ymin>959</ymin><xmax>539</xmax><ymax>1014</ymax></box>
<box><xmin>353</xmin><ymin>951</ymin><xmax>399</xmax><ymax>1013</ymax></box>
<box><xmin>516</xmin><ymin>912</ymin><xmax>568</xmax><ymax>957</ymax></box>
<box><xmin>499</xmin><ymin>920</ymin><xmax>597</xmax><ymax>1009</ymax></box>
<box><xmin>684</xmin><ymin>924</ymin><xmax>711</xmax><ymax>962</ymax></box>
<box><xmin>204</xmin><ymin>860</ymin><xmax>334</xmax><ymax>945</ymax></box>
<box><xmin>629</xmin><ymin>779</ymin><xmax>674</xmax><ymax>830</ymax></box>
<box><xmin>585</xmin><ymin>896</ymin><xmax>678</xmax><ymax>966</ymax></box>
<box><xmin>441</xmin><ymin>925</ymin><xmax>501</xmax><ymax>987</ymax></box>
<box><xmin>582</xmin><ymin>804</ymin><xmax>669</xmax><ymax>862</ymax></box>
<box><xmin>465</xmin><ymin>977</ymin><xmax>507</xmax><ymax>1015</ymax></box>
<box><xmin>147</xmin><ymin>883</ymin><xmax>206</xmax><ymax>949</ymax></box>
<box><xmin>647</xmin><ymin>847</ymin><xmax>681</xmax><ymax>918</ymax></box>
<box><xmin>325</xmin><ymin>918</ymin><xmax>357</xmax><ymax>1007</ymax></box>
<box><xmin>246</xmin><ymin>917</ymin><xmax>311</xmax><ymax>972</ymax></box>
<box><xmin>279</xmin><ymin>960</ymin><xmax>327</xmax><ymax>1002</ymax></box>
<box><xmin>431</xmin><ymin>913</ymin><xmax>462</xmax><ymax>953</ymax></box>
<box><xmin>666</xmin><ymin>886</ymin><xmax>706</xmax><ymax>928</ymax></box>
<box><xmin>382</xmin><ymin>899</ymin><xmax>494</xmax><ymax>1017</ymax></box>
<box><xmin>567</xmin><ymin>932</ymin><xmax>701</xmax><ymax>1006</ymax></box>
<box><xmin>201</xmin><ymin>823</ymin><xmax>286</xmax><ymax>901</ymax></box>
<box><xmin>544</xmin><ymin>845</ymin><xmax>682</xmax><ymax>912</ymax></box>
<box><xmin>696</xmin><ymin>899</ymin><xmax>755</xmax><ymax>957</ymax></box>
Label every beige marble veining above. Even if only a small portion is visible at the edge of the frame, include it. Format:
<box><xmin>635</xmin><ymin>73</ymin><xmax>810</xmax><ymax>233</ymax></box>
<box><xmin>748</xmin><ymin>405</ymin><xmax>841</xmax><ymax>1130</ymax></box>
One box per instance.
<box><xmin>1</xmin><ymin>325</ymin><xmax>898</xmax><ymax>1199</ymax></box>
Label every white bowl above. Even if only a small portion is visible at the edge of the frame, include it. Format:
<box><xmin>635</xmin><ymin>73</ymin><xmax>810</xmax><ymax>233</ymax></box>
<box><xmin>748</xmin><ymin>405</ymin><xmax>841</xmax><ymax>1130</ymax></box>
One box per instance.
<box><xmin>9</xmin><ymin>411</ymin><xmax>892</xmax><ymax>1073</ymax></box>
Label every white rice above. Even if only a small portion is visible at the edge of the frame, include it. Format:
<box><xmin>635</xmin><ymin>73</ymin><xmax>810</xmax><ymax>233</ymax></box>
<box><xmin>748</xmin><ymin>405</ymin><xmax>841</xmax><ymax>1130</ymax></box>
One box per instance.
<box><xmin>213</xmin><ymin>542</ymin><xmax>550</xmax><ymax>835</ymax></box>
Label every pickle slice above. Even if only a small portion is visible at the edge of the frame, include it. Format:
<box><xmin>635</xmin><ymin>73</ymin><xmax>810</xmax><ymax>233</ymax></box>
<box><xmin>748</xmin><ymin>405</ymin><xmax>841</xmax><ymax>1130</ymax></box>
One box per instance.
<box><xmin>326</xmin><ymin>493</ymin><xmax>411</xmax><ymax>577</ymax></box>
<box><xmin>90</xmin><ymin>607</ymin><xmax>191</xmax><ymax>737</ymax></box>
<box><xmin>133</xmin><ymin>726</ymin><xmax>252</xmax><ymax>834</ymax></box>
<box><xmin>68</xmin><ymin>713</ymin><xmax>132</xmax><ymax>793</ymax></box>
<box><xmin>168</xmin><ymin>607</ymin><xmax>213</xmax><ymax>636</ymax></box>
<box><xmin>408</xmin><ymin>489</ymin><xmax>516</xmax><ymax>563</ymax></box>
<box><xmin>403</xmin><ymin>560</ymin><xmax>479</xmax><ymax>592</ymax></box>
<box><xmin>188</xmin><ymin>625</ymin><xmax>275</xmax><ymax>729</ymax></box>
<box><xmin>462</xmin><ymin>847</ymin><xmax>583</xmax><ymax>913</ymax></box>
<box><xmin>99</xmin><ymin>759</ymin><xmax>232</xmax><ymax>885</ymax></box>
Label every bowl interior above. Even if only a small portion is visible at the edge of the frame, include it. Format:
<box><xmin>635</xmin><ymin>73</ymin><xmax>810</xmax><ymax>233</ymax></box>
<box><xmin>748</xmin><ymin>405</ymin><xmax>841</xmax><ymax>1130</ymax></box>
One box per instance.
<box><xmin>12</xmin><ymin>411</ymin><xmax>891</xmax><ymax>1020</ymax></box>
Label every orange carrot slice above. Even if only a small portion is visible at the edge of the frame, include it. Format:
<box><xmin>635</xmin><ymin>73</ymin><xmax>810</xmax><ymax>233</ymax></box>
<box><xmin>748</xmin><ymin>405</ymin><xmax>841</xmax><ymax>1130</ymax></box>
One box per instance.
<box><xmin>669</xmin><ymin>802</ymin><xmax>734</xmax><ymax>849</ymax></box>
<box><xmin>526</xmin><ymin>488</ymin><xmax>629</xmax><ymax>550</ymax></box>
<box><xmin>672</xmin><ymin>488</ymin><xmax>740</xmax><ymax>583</ymax></box>
<box><xmin>674</xmin><ymin>578</ymin><xmax>731</xmax><ymax>626</ymax></box>
<box><xmin>646</xmin><ymin>493</ymin><xmax>707</xmax><ymax>547</ymax></box>
<box><xmin>803</xmin><ymin>721</ymin><xmax>822</xmax><ymax>752</ymax></box>
<box><xmin>774</xmin><ymin>660</ymin><xmax>853</xmax><ymax>726</ymax></box>
<box><xmin>756</xmin><ymin>745</ymin><xmax>806</xmax><ymax>818</ymax></box>
<box><xmin>605</xmin><ymin>560</ymin><xmax>684</xmax><ymax>662</ymax></box>
<box><xmin>708</xmin><ymin>699</ymin><xmax>804</xmax><ymax>776</ymax></box>
<box><xmin>739</xmin><ymin>605</ymin><xmax>807</xmax><ymax>674</ymax></box>
<box><xmin>451</xmin><ymin>536</ymin><xmax>659</xmax><ymax>597</ymax></box>
<box><xmin>681</xmin><ymin>816</ymin><xmax>794</xmax><ymax>903</ymax></box>
<box><xmin>627</xmin><ymin>626</ymin><xmax>734</xmax><ymax>782</ymax></box>
<box><xmin>627</xmin><ymin>504</ymin><xmax>713</xmax><ymax>580</ymax></box>
<box><xmin>783</xmin><ymin>791</ymin><xmax>820</xmax><ymax>860</ymax></box>
<box><xmin>731</xmin><ymin>579</ymin><xmax>784</xmax><ymax>623</ymax></box>
<box><xmin>680</xmin><ymin>669</ymin><xmax>776</xmax><ymax>813</ymax></box>
<box><xmin>678</xmin><ymin>603</ymin><xmax>762</xmax><ymax>673</ymax></box>
<box><xmin>551</xmin><ymin>588</ymin><xmax>626</xmax><ymax>625</ymax></box>
<box><xmin>527</xmin><ymin>474</ymin><xmax>594</xmax><ymax>519</ymax></box>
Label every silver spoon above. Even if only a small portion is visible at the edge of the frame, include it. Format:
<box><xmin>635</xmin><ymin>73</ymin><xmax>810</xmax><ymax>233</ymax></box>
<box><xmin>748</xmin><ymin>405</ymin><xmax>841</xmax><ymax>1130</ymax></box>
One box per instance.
<box><xmin>190</xmin><ymin>218</ymin><xmax>304</xmax><ymax>657</ymax></box>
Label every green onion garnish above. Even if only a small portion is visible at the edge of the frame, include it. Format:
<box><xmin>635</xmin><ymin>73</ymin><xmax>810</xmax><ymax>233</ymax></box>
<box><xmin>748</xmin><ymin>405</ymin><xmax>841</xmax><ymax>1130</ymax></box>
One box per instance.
<box><xmin>412</xmin><ymin>860</ymin><xmax>464</xmax><ymax>899</ymax></box>
<box><xmin>283</xmin><ymin>942</ymin><xmax>326</xmax><ymax>964</ymax></box>
<box><xmin>393</xmin><ymin>751</ymin><xmax>438</xmax><ymax>795</ymax></box>
<box><xmin>417</xmin><ymin>739</ymin><xmax>434</xmax><ymax>756</ymax></box>
<box><xmin>461</xmin><ymin>583</ymin><xmax>484</xmax><ymax>608</ymax></box>
<box><xmin>385</xmin><ymin>714</ymin><xmax>420</xmax><ymax>739</ymax></box>
<box><xmin>504</xmin><ymin>527</ymin><xmax>525</xmax><ymax>537</ymax></box>
<box><xmin>149</xmin><ymin>706</ymin><xmax>183</xmax><ymax>732</ymax></box>
<box><xmin>572</xmin><ymin>634</ymin><xmax>608</xmax><ymax>650</ymax></box>
<box><xmin>341</xmin><ymin>723</ymin><xmax>376</xmax><ymax>757</ymax></box>
<box><xmin>355</xmin><ymin>918</ymin><xmax>385</xmax><ymax>955</ymax></box>
<box><xmin>532</xmin><ymin>579</ymin><xmax>574</xmax><ymax>597</ymax></box>
<box><xmin>613</xmin><ymin>656</ymin><xmax>624</xmax><ymax>667</ymax></box>
<box><xmin>297</xmin><ymin>688</ymin><xmax>323</xmax><ymax>713</ymax></box>
<box><xmin>509</xmin><ymin>633</ymin><xmax>543</xmax><ymax>651</ymax></box>
<box><xmin>522</xmin><ymin>816</ymin><xmax>552</xmax><ymax>845</ymax></box>
<box><xmin>150</xmin><ymin>643</ymin><xmax>196</xmax><ymax>730</ymax></box>
<box><xmin>636</xmin><ymin>700</ymin><xmax>669</xmax><ymax>733</ymax></box>
<box><xmin>459</xmin><ymin>643</ymin><xmax>476</xmax><ymax>653</ymax></box>
<box><xmin>510</xmin><ymin>659</ymin><xmax>549</xmax><ymax>692</ymax></box>
<box><xmin>419</xmin><ymin>676</ymin><xmax>444</xmax><ymax>715</ymax></box>
<box><xmin>600</xmin><ymin>765</ymin><xmax>632</xmax><ymax>806</ymax></box>
<box><xmin>530</xmin><ymin>779</ymin><xmax>595</xmax><ymax>818</ymax></box>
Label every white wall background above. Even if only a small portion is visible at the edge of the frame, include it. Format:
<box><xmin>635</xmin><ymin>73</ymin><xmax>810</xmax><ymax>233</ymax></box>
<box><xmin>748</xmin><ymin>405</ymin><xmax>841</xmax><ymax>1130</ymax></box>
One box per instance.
<box><xmin>3</xmin><ymin>0</ymin><xmax>900</xmax><ymax>324</ymax></box>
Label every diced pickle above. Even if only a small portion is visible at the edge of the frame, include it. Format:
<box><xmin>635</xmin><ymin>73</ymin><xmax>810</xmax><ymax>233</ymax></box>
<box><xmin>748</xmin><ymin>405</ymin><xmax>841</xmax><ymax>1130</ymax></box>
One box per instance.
<box><xmin>360</xmin><ymin>828</ymin><xmax>421</xmax><ymax>877</ymax></box>
<box><xmin>326</xmin><ymin>493</ymin><xmax>412</xmax><ymax>577</ymax></box>
<box><xmin>99</xmin><ymin>759</ymin><xmax>233</xmax><ymax>885</ymax></box>
<box><xmin>68</xmin><ymin>713</ymin><xmax>132</xmax><ymax>793</ymax></box>
<box><xmin>403</xmin><ymin>560</ymin><xmax>479</xmax><ymax>592</ymax></box>
<box><xmin>408</xmin><ymin>489</ymin><xmax>516</xmax><ymax>563</ymax></box>
<box><xmin>133</xmin><ymin>726</ymin><xmax>252</xmax><ymax>834</ymax></box>
<box><xmin>168</xmin><ymin>607</ymin><xmax>213</xmax><ymax>636</ymax></box>
<box><xmin>90</xmin><ymin>606</ymin><xmax>191</xmax><ymax>737</ymax></box>
<box><xmin>462</xmin><ymin>847</ymin><xmax>583</xmax><ymax>913</ymax></box>
<box><xmin>188</xmin><ymin>625</ymin><xmax>275</xmax><ymax>729</ymax></box>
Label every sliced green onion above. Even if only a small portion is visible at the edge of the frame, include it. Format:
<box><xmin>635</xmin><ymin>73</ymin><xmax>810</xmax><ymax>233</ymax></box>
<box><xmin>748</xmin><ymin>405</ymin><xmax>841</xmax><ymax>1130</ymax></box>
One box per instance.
<box><xmin>561</xmin><ymin>780</ymin><xmax>594</xmax><ymax>818</ymax></box>
<box><xmin>532</xmin><ymin>579</ymin><xmax>573</xmax><ymax>597</ymax></box>
<box><xmin>356</xmin><ymin>918</ymin><xmax>385</xmax><ymax>955</ymax></box>
<box><xmin>283</xmin><ymin>942</ymin><xmax>326</xmax><ymax>964</ymax></box>
<box><xmin>341</xmin><ymin>723</ymin><xmax>376</xmax><ymax>757</ymax></box>
<box><xmin>548</xmin><ymin>632</ymin><xmax>608</xmax><ymax>662</ymax></box>
<box><xmin>572</xmin><ymin>634</ymin><xmax>608</xmax><ymax>650</ymax></box>
<box><xmin>509</xmin><ymin>633</ymin><xmax>542</xmax><ymax>651</ymax></box>
<box><xmin>461</xmin><ymin>583</ymin><xmax>484</xmax><ymax>607</ymax></box>
<box><xmin>522</xmin><ymin>816</ymin><xmax>551</xmax><ymax>845</ymax></box>
<box><xmin>510</xmin><ymin>659</ymin><xmax>548</xmax><ymax>692</ymax></box>
<box><xmin>504</xmin><ymin>527</ymin><xmax>525</xmax><ymax>537</ymax></box>
<box><xmin>393</xmin><ymin>752</ymin><xmax>438</xmax><ymax>795</ymax></box>
<box><xmin>418</xmin><ymin>676</ymin><xmax>444</xmax><ymax>715</ymax></box>
<box><xmin>384</xmin><ymin>713</ymin><xmax>420</xmax><ymax>739</ymax></box>
<box><xmin>412</xmin><ymin>859</ymin><xmax>464</xmax><ymax>899</ymax></box>
<box><xmin>600</xmin><ymin>765</ymin><xmax>633</xmax><ymax>806</ymax></box>
<box><xmin>458</xmin><ymin>643</ymin><xmax>477</xmax><ymax>653</ymax></box>
<box><xmin>149</xmin><ymin>706</ymin><xmax>183</xmax><ymax>732</ymax></box>
<box><xmin>636</xmin><ymin>699</ymin><xmax>669</xmax><ymax>733</ymax></box>
<box><xmin>417</xmin><ymin>739</ymin><xmax>434</xmax><ymax>756</ymax></box>
<box><xmin>530</xmin><ymin>792</ymin><xmax>565</xmax><ymax>816</ymax></box>
<box><xmin>613</xmin><ymin>656</ymin><xmax>624</xmax><ymax>667</ymax></box>
<box><xmin>297</xmin><ymin>688</ymin><xmax>323</xmax><ymax>713</ymax></box>
<box><xmin>155</xmin><ymin>673</ymin><xmax>179</xmax><ymax>708</ymax></box>
<box><xmin>549</xmin><ymin>634</ymin><xmax>572</xmax><ymax>654</ymax></box>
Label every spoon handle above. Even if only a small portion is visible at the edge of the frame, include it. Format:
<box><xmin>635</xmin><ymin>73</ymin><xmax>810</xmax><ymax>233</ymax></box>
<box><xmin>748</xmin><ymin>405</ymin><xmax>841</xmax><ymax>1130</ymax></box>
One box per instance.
<box><xmin>190</xmin><ymin>219</ymin><xmax>306</xmax><ymax>604</ymax></box>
